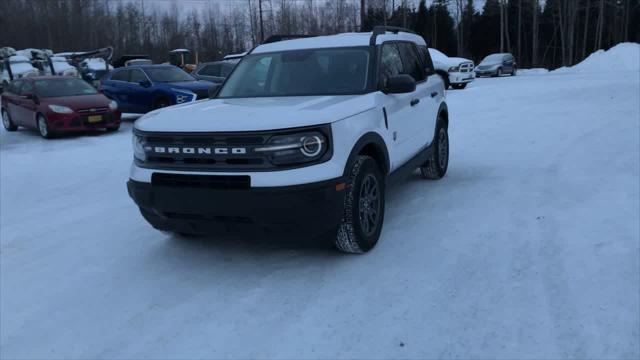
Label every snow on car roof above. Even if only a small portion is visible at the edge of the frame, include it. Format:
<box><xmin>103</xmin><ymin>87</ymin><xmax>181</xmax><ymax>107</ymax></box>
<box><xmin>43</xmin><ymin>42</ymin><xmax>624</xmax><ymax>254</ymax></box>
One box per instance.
<box><xmin>9</xmin><ymin>55</ymin><xmax>30</xmax><ymax>63</ymax></box>
<box><xmin>170</xmin><ymin>49</ymin><xmax>190</xmax><ymax>53</ymax></box>
<box><xmin>252</xmin><ymin>31</ymin><xmax>425</xmax><ymax>54</ymax></box>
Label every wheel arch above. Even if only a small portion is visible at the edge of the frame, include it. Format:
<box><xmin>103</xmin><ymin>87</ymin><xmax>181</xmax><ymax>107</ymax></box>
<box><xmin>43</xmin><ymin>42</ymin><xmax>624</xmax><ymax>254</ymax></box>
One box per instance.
<box><xmin>343</xmin><ymin>132</ymin><xmax>390</xmax><ymax>178</ymax></box>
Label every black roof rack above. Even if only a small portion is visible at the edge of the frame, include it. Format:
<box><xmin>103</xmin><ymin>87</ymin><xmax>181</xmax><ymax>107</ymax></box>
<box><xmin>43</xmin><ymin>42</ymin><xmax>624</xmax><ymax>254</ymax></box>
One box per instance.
<box><xmin>263</xmin><ymin>34</ymin><xmax>315</xmax><ymax>44</ymax></box>
<box><xmin>369</xmin><ymin>26</ymin><xmax>417</xmax><ymax>46</ymax></box>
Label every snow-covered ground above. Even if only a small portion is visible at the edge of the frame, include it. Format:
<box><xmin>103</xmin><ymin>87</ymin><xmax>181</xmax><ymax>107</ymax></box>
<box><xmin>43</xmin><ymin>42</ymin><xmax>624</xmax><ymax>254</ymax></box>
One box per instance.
<box><xmin>1</xmin><ymin>55</ymin><xmax>639</xmax><ymax>358</ymax></box>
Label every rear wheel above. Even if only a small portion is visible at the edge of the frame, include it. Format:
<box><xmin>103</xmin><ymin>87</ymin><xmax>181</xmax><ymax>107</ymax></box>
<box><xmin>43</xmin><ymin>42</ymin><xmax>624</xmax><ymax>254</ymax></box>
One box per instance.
<box><xmin>2</xmin><ymin>109</ymin><xmax>17</xmax><ymax>131</ymax></box>
<box><xmin>37</xmin><ymin>115</ymin><xmax>52</xmax><ymax>139</ymax></box>
<box><xmin>334</xmin><ymin>155</ymin><xmax>385</xmax><ymax>254</ymax></box>
<box><xmin>511</xmin><ymin>67</ymin><xmax>517</xmax><ymax>76</ymax></box>
<box><xmin>421</xmin><ymin>120</ymin><xmax>449</xmax><ymax>180</ymax></box>
<box><xmin>451</xmin><ymin>83</ymin><xmax>467</xmax><ymax>90</ymax></box>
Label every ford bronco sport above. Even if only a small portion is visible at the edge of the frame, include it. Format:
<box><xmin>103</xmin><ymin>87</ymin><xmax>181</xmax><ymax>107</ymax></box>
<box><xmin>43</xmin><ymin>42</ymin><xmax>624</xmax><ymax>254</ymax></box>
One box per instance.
<box><xmin>127</xmin><ymin>27</ymin><xmax>450</xmax><ymax>253</ymax></box>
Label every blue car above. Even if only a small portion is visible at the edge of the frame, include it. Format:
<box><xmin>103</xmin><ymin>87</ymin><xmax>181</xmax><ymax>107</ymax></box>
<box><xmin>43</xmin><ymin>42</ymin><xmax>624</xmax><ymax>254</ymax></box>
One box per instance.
<box><xmin>99</xmin><ymin>65</ymin><xmax>214</xmax><ymax>113</ymax></box>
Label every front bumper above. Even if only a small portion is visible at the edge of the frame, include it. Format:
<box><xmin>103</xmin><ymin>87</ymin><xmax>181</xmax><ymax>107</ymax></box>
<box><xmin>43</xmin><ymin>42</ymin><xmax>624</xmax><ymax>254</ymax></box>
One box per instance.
<box><xmin>47</xmin><ymin>111</ymin><xmax>121</xmax><ymax>131</ymax></box>
<box><xmin>449</xmin><ymin>71</ymin><xmax>475</xmax><ymax>84</ymax></box>
<box><xmin>127</xmin><ymin>176</ymin><xmax>346</xmax><ymax>235</ymax></box>
<box><xmin>474</xmin><ymin>69</ymin><xmax>498</xmax><ymax>76</ymax></box>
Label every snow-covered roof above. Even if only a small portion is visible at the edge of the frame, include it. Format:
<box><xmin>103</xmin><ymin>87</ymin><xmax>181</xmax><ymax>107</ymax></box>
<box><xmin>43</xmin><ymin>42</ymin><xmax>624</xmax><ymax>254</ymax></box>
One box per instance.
<box><xmin>252</xmin><ymin>31</ymin><xmax>425</xmax><ymax>54</ymax></box>
<box><xmin>8</xmin><ymin>55</ymin><xmax>31</xmax><ymax>63</ymax></box>
<box><xmin>82</xmin><ymin>58</ymin><xmax>112</xmax><ymax>71</ymax></box>
<box><xmin>223</xmin><ymin>52</ymin><xmax>247</xmax><ymax>60</ymax></box>
<box><xmin>170</xmin><ymin>49</ymin><xmax>191</xmax><ymax>53</ymax></box>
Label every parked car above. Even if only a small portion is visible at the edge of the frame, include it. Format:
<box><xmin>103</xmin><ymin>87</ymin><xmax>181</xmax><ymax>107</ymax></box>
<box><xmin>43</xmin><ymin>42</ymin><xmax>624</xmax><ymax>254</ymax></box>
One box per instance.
<box><xmin>475</xmin><ymin>53</ymin><xmax>517</xmax><ymax>77</ymax></box>
<box><xmin>99</xmin><ymin>65</ymin><xmax>214</xmax><ymax>113</ymax></box>
<box><xmin>192</xmin><ymin>59</ymin><xmax>238</xmax><ymax>84</ymax></box>
<box><xmin>1</xmin><ymin>76</ymin><xmax>121</xmax><ymax>138</ymax></box>
<box><xmin>1</xmin><ymin>55</ymin><xmax>40</xmax><ymax>92</ymax></box>
<box><xmin>127</xmin><ymin>27</ymin><xmax>449</xmax><ymax>253</ymax></box>
<box><xmin>428</xmin><ymin>48</ymin><xmax>475</xmax><ymax>89</ymax></box>
<box><xmin>45</xmin><ymin>56</ymin><xmax>80</xmax><ymax>77</ymax></box>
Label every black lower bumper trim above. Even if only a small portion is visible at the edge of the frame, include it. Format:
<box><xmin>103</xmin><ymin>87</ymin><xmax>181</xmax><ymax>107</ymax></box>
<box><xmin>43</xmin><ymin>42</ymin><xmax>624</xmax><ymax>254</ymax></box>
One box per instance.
<box><xmin>128</xmin><ymin>177</ymin><xmax>346</xmax><ymax>236</ymax></box>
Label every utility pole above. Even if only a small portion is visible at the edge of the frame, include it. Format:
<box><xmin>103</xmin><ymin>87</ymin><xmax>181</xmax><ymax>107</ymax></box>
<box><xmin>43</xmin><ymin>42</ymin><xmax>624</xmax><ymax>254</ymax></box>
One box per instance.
<box><xmin>258</xmin><ymin>0</ymin><xmax>264</xmax><ymax>43</ymax></box>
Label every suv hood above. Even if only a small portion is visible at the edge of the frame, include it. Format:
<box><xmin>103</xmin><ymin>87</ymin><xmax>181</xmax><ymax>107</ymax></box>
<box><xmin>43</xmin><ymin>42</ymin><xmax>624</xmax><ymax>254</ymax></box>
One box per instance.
<box><xmin>135</xmin><ymin>95</ymin><xmax>375</xmax><ymax>132</ymax></box>
<box><xmin>433</xmin><ymin>56</ymin><xmax>473</xmax><ymax>67</ymax></box>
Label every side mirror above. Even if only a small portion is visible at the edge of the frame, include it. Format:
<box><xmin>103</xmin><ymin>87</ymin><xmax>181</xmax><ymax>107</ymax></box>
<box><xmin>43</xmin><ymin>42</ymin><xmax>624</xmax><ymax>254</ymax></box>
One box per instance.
<box><xmin>384</xmin><ymin>74</ymin><xmax>416</xmax><ymax>94</ymax></box>
<box><xmin>208</xmin><ymin>84</ymin><xmax>221</xmax><ymax>99</ymax></box>
<box><xmin>23</xmin><ymin>93</ymin><xmax>39</xmax><ymax>104</ymax></box>
<box><xmin>139</xmin><ymin>80</ymin><xmax>151</xmax><ymax>88</ymax></box>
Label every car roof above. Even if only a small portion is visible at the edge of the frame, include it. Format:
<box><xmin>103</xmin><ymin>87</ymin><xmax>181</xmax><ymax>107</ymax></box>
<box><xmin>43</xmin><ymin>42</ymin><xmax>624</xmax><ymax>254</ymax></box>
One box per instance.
<box><xmin>18</xmin><ymin>76</ymin><xmax>76</xmax><ymax>81</ymax></box>
<box><xmin>252</xmin><ymin>31</ymin><xmax>426</xmax><ymax>54</ymax></box>
<box><xmin>115</xmin><ymin>64</ymin><xmax>174</xmax><ymax>70</ymax></box>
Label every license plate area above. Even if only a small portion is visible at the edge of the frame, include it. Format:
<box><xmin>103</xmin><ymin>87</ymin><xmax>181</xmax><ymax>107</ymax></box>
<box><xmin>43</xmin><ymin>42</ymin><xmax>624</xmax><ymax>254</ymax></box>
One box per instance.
<box><xmin>87</xmin><ymin>115</ymin><xmax>102</xmax><ymax>123</ymax></box>
<box><xmin>151</xmin><ymin>173</ymin><xmax>251</xmax><ymax>190</ymax></box>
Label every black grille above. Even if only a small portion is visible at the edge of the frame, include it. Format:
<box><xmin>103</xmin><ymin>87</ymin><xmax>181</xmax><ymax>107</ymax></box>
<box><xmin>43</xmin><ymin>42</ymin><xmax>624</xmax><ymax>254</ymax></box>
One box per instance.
<box><xmin>135</xmin><ymin>125</ymin><xmax>332</xmax><ymax>172</ymax></box>
<box><xmin>151</xmin><ymin>173</ymin><xmax>250</xmax><ymax>189</ymax></box>
<box><xmin>78</xmin><ymin>107</ymin><xmax>109</xmax><ymax>114</ymax></box>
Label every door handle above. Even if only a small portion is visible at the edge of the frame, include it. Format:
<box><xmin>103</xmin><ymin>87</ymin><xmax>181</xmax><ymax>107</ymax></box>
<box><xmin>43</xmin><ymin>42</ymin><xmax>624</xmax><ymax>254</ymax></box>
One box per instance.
<box><xmin>410</xmin><ymin>98</ymin><xmax>420</xmax><ymax>107</ymax></box>
<box><xmin>430</xmin><ymin>91</ymin><xmax>438</xmax><ymax>98</ymax></box>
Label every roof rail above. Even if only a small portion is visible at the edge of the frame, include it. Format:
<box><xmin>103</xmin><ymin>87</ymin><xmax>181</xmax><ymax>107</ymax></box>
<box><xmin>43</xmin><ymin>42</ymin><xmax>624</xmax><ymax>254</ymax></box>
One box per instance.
<box><xmin>262</xmin><ymin>34</ymin><xmax>315</xmax><ymax>44</ymax></box>
<box><xmin>369</xmin><ymin>26</ymin><xmax>417</xmax><ymax>46</ymax></box>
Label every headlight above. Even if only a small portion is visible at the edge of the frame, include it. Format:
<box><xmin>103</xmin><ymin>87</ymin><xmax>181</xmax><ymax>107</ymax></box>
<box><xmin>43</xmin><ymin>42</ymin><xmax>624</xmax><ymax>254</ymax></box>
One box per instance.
<box><xmin>108</xmin><ymin>100</ymin><xmax>118</xmax><ymax>111</ymax></box>
<box><xmin>132</xmin><ymin>134</ymin><xmax>146</xmax><ymax>161</ymax></box>
<box><xmin>48</xmin><ymin>104</ymin><xmax>74</xmax><ymax>114</ymax></box>
<box><xmin>448</xmin><ymin>66</ymin><xmax>460</xmax><ymax>72</ymax></box>
<box><xmin>172</xmin><ymin>89</ymin><xmax>196</xmax><ymax>104</ymax></box>
<box><xmin>255</xmin><ymin>131</ymin><xmax>328</xmax><ymax>166</ymax></box>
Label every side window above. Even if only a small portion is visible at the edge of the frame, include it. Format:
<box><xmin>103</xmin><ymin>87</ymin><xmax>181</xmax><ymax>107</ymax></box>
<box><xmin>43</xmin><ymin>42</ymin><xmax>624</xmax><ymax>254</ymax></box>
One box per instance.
<box><xmin>110</xmin><ymin>70</ymin><xmax>129</xmax><ymax>82</ymax></box>
<box><xmin>129</xmin><ymin>69</ymin><xmax>147</xmax><ymax>83</ymax></box>
<box><xmin>199</xmin><ymin>64</ymin><xmax>221</xmax><ymax>77</ymax></box>
<box><xmin>20</xmin><ymin>81</ymin><xmax>35</xmax><ymax>94</ymax></box>
<box><xmin>8</xmin><ymin>80</ymin><xmax>23</xmax><ymax>94</ymax></box>
<box><xmin>397</xmin><ymin>42</ymin><xmax>425</xmax><ymax>82</ymax></box>
<box><xmin>379</xmin><ymin>43</ymin><xmax>404</xmax><ymax>88</ymax></box>
<box><xmin>416</xmin><ymin>45</ymin><xmax>435</xmax><ymax>75</ymax></box>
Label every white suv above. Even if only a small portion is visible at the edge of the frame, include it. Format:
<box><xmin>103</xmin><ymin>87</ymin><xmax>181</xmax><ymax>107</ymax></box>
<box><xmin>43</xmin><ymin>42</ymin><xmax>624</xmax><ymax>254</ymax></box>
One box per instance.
<box><xmin>128</xmin><ymin>27</ymin><xmax>450</xmax><ymax>253</ymax></box>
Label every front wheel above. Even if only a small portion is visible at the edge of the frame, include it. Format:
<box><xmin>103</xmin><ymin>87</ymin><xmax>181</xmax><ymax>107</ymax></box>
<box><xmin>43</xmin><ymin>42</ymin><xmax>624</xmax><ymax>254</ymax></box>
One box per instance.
<box><xmin>421</xmin><ymin>121</ymin><xmax>449</xmax><ymax>180</ymax></box>
<box><xmin>37</xmin><ymin>115</ymin><xmax>52</xmax><ymax>139</ymax></box>
<box><xmin>2</xmin><ymin>109</ymin><xmax>17</xmax><ymax>131</ymax></box>
<box><xmin>334</xmin><ymin>155</ymin><xmax>385</xmax><ymax>254</ymax></box>
<box><xmin>511</xmin><ymin>67</ymin><xmax>517</xmax><ymax>76</ymax></box>
<box><xmin>451</xmin><ymin>83</ymin><xmax>467</xmax><ymax>90</ymax></box>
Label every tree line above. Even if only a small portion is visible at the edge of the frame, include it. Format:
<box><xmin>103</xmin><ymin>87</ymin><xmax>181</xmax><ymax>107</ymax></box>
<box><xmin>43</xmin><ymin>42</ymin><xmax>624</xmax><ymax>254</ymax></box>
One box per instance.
<box><xmin>0</xmin><ymin>0</ymin><xmax>638</xmax><ymax>69</ymax></box>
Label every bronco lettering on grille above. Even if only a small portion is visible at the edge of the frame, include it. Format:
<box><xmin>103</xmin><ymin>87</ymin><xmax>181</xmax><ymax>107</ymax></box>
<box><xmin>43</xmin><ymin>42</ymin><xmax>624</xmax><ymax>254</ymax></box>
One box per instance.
<box><xmin>144</xmin><ymin>146</ymin><xmax>248</xmax><ymax>155</ymax></box>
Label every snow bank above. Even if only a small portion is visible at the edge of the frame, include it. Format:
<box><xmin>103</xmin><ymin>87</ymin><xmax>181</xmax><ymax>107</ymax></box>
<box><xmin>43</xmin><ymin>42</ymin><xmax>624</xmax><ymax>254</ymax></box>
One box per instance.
<box><xmin>554</xmin><ymin>42</ymin><xmax>640</xmax><ymax>73</ymax></box>
<box><xmin>517</xmin><ymin>68</ymin><xmax>550</xmax><ymax>76</ymax></box>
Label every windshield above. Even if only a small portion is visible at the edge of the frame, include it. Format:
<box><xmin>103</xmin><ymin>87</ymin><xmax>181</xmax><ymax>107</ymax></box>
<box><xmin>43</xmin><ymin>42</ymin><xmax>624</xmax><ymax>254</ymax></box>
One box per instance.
<box><xmin>218</xmin><ymin>47</ymin><xmax>372</xmax><ymax>98</ymax></box>
<box><xmin>481</xmin><ymin>54</ymin><xmax>504</xmax><ymax>64</ymax></box>
<box><xmin>35</xmin><ymin>78</ymin><xmax>98</xmax><ymax>97</ymax></box>
<box><xmin>145</xmin><ymin>67</ymin><xmax>195</xmax><ymax>82</ymax></box>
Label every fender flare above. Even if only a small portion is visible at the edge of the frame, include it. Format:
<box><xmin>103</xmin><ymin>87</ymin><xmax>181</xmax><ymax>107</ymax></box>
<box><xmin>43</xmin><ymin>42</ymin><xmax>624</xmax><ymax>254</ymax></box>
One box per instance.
<box><xmin>342</xmin><ymin>132</ymin><xmax>390</xmax><ymax>177</ymax></box>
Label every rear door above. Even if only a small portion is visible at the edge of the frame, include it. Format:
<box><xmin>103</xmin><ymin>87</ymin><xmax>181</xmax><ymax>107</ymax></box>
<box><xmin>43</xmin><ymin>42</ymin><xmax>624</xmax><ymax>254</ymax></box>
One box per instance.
<box><xmin>397</xmin><ymin>42</ymin><xmax>437</xmax><ymax>151</ymax></box>
<box><xmin>3</xmin><ymin>80</ymin><xmax>24</xmax><ymax>124</ymax></box>
<box><xmin>378</xmin><ymin>42</ymin><xmax>419</xmax><ymax>168</ymax></box>
<box><xmin>416</xmin><ymin>45</ymin><xmax>444</xmax><ymax>144</ymax></box>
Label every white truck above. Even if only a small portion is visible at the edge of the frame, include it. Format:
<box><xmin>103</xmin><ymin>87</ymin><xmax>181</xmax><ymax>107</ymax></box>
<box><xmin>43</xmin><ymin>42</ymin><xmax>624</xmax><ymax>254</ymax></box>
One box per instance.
<box><xmin>128</xmin><ymin>27</ymin><xmax>451</xmax><ymax>253</ymax></box>
<box><xmin>428</xmin><ymin>48</ymin><xmax>475</xmax><ymax>89</ymax></box>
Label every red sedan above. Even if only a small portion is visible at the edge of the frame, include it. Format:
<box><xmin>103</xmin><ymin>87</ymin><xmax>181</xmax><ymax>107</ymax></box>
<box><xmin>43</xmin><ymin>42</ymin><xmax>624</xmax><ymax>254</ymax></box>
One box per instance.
<box><xmin>1</xmin><ymin>76</ymin><xmax>121</xmax><ymax>138</ymax></box>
